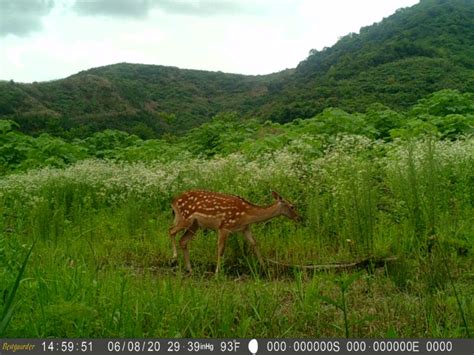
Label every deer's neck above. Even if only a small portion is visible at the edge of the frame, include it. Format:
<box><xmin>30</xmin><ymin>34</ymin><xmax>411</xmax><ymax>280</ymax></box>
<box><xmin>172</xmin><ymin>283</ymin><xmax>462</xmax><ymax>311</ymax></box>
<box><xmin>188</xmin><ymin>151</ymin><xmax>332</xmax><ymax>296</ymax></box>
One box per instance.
<box><xmin>247</xmin><ymin>203</ymin><xmax>281</xmax><ymax>224</ymax></box>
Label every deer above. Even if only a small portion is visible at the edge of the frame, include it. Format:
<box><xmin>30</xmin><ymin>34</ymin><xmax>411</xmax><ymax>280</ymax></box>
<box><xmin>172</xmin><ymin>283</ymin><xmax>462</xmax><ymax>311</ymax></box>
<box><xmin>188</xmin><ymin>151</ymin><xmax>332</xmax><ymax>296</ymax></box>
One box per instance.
<box><xmin>168</xmin><ymin>190</ymin><xmax>300</xmax><ymax>274</ymax></box>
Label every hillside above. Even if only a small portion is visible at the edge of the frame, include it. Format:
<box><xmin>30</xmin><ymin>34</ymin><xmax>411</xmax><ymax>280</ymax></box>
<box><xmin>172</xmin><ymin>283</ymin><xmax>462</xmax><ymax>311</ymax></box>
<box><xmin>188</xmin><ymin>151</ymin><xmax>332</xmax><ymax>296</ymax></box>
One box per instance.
<box><xmin>262</xmin><ymin>0</ymin><xmax>474</xmax><ymax>122</ymax></box>
<box><xmin>0</xmin><ymin>0</ymin><xmax>473</xmax><ymax>138</ymax></box>
<box><xmin>0</xmin><ymin>65</ymin><xmax>290</xmax><ymax>138</ymax></box>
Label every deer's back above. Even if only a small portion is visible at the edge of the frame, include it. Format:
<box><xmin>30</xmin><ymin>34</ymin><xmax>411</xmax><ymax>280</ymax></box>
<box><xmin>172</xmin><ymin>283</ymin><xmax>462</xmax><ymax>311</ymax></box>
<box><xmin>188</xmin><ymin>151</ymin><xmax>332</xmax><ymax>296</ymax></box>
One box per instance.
<box><xmin>172</xmin><ymin>190</ymin><xmax>253</xmax><ymax>230</ymax></box>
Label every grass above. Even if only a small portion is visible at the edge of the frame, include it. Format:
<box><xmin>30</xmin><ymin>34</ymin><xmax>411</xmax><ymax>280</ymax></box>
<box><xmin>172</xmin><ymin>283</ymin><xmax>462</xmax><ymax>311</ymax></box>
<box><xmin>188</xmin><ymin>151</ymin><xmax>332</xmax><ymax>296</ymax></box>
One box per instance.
<box><xmin>0</xmin><ymin>240</ymin><xmax>35</xmax><ymax>336</ymax></box>
<box><xmin>0</xmin><ymin>135</ymin><xmax>472</xmax><ymax>337</ymax></box>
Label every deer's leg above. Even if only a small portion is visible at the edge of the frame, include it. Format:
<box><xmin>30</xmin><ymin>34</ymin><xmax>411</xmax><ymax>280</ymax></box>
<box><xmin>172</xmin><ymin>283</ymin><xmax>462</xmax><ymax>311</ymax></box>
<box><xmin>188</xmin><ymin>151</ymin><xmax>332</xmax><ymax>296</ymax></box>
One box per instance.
<box><xmin>216</xmin><ymin>229</ymin><xmax>230</xmax><ymax>274</ymax></box>
<box><xmin>169</xmin><ymin>224</ymin><xmax>180</xmax><ymax>260</ymax></box>
<box><xmin>169</xmin><ymin>217</ymin><xmax>192</xmax><ymax>260</ymax></box>
<box><xmin>169</xmin><ymin>222</ymin><xmax>188</xmax><ymax>237</ymax></box>
<box><xmin>179</xmin><ymin>220</ymin><xmax>198</xmax><ymax>272</ymax></box>
<box><xmin>243</xmin><ymin>226</ymin><xmax>265</xmax><ymax>267</ymax></box>
<box><xmin>169</xmin><ymin>233</ymin><xmax>178</xmax><ymax>260</ymax></box>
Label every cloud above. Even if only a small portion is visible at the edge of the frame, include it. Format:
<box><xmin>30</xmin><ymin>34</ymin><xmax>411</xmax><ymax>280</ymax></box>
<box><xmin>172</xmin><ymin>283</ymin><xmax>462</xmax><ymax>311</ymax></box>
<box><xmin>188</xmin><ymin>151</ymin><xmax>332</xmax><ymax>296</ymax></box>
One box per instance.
<box><xmin>73</xmin><ymin>0</ymin><xmax>152</xmax><ymax>18</ymax></box>
<box><xmin>0</xmin><ymin>0</ymin><xmax>55</xmax><ymax>37</ymax></box>
<box><xmin>156</xmin><ymin>0</ymin><xmax>246</xmax><ymax>16</ymax></box>
<box><xmin>72</xmin><ymin>0</ymin><xmax>258</xmax><ymax>18</ymax></box>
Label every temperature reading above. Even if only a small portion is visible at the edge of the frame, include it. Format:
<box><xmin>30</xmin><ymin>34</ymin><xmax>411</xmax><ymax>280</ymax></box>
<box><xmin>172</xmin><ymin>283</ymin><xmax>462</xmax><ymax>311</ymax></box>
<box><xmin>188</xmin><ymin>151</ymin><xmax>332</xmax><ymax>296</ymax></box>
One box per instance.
<box><xmin>220</xmin><ymin>340</ymin><xmax>240</xmax><ymax>352</ymax></box>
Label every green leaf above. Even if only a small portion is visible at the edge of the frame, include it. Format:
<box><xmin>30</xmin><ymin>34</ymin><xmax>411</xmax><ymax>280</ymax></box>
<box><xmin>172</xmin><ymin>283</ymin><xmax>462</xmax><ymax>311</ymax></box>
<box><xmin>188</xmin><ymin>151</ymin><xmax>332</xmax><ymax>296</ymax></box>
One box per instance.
<box><xmin>316</xmin><ymin>294</ymin><xmax>342</xmax><ymax>311</ymax></box>
<box><xmin>0</xmin><ymin>241</ymin><xmax>36</xmax><ymax>336</ymax></box>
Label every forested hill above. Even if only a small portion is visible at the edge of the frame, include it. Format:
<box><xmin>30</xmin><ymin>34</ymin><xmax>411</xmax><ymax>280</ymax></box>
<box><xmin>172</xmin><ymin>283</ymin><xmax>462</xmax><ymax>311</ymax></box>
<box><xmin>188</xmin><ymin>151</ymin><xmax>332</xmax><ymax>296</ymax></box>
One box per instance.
<box><xmin>1</xmin><ymin>0</ymin><xmax>473</xmax><ymax>138</ymax></box>
<box><xmin>0</xmin><ymin>64</ymin><xmax>288</xmax><ymax>138</ymax></box>
<box><xmin>265</xmin><ymin>0</ymin><xmax>474</xmax><ymax>123</ymax></box>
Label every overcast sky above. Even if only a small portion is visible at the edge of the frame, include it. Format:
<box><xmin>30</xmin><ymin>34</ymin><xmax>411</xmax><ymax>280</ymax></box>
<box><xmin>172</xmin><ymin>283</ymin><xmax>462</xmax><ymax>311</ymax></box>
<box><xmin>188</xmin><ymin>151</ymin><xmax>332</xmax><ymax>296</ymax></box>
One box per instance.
<box><xmin>0</xmin><ymin>0</ymin><xmax>419</xmax><ymax>83</ymax></box>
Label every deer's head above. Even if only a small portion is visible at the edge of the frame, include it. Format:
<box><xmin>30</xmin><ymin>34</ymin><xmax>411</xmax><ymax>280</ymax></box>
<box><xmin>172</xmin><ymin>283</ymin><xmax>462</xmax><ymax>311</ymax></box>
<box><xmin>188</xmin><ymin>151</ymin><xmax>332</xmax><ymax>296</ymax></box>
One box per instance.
<box><xmin>272</xmin><ymin>191</ymin><xmax>300</xmax><ymax>222</ymax></box>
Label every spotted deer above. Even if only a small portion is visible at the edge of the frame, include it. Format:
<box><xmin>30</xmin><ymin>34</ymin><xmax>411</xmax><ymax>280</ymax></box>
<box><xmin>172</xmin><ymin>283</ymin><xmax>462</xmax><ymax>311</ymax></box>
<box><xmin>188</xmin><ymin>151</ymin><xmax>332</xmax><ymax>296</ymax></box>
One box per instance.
<box><xmin>169</xmin><ymin>190</ymin><xmax>300</xmax><ymax>273</ymax></box>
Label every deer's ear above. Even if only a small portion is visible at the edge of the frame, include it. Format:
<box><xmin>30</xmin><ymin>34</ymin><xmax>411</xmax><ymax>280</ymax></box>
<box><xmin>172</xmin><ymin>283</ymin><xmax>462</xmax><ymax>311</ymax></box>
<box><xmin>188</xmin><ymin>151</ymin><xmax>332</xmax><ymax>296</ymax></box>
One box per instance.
<box><xmin>271</xmin><ymin>191</ymin><xmax>282</xmax><ymax>200</ymax></box>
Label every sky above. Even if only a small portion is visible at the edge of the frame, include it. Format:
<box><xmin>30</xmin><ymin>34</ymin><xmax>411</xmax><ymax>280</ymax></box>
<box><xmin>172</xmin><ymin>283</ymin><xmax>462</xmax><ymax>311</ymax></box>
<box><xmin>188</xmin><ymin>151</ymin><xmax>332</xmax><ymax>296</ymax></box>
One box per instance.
<box><xmin>0</xmin><ymin>0</ymin><xmax>419</xmax><ymax>83</ymax></box>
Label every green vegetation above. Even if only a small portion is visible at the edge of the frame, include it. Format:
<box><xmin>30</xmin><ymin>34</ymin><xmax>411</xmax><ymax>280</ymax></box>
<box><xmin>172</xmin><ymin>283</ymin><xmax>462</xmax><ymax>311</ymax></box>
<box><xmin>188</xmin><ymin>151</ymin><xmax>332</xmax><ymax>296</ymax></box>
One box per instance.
<box><xmin>1</xmin><ymin>89</ymin><xmax>472</xmax><ymax>174</ymax></box>
<box><xmin>0</xmin><ymin>89</ymin><xmax>472</xmax><ymax>337</ymax></box>
<box><xmin>1</xmin><ymin>0</ymin><xmax>473</xmax><ymax>137</ymax></box>
<box><xmin>283</xmin><ymin>0</ymin><xmax>474</xmax><ymax>122</ymax></box>
<box><xmin>0</xmin><ymin>0</ymin><xmax>473</xmax><ymax>339</ymax></box>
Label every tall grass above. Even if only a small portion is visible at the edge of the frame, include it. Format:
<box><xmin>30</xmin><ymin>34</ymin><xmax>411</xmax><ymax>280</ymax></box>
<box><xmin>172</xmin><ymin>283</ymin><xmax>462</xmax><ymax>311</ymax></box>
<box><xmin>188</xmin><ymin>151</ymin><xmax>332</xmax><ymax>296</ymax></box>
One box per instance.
<box><xmin>0</xmin><ymin>135</ymin><xmax>472</xmax><ymax>337</ymax></box>
<box><xmin>0</xmin><ymin>241</ymin><xmax>35</xmax><ymax>336</ymax></box>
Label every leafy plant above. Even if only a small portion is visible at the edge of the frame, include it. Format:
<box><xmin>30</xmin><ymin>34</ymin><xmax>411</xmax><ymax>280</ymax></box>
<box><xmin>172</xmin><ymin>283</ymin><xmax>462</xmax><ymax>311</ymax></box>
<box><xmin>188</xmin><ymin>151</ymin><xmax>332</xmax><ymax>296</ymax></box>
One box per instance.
<box><xmin>316</xmin><ymin>272</ymin><xmax>365</xmax><ymax>338</ymax></box>
<box><xmin>0</xmin><ymin>241</ymin><xmax>35</xmax><ymax>336</ymax></box>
